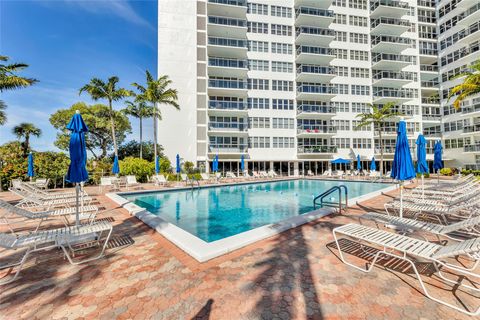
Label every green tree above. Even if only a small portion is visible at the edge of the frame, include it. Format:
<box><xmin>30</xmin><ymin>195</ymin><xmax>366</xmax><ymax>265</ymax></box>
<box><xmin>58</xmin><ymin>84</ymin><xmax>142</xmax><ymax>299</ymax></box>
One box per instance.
<box><xmin>50</xmin><ymin>102</ymin><xmax>131</xmax><ymax>159</ymax></box>
<box><xmin>183</xmin><ymin>161</ymin><xmax>194</xmax><ymax>174</ymax></box>
<box><xmin>354</xmin><ymin>102</ymin><xmax>401</xmax><ymax>175</ymax></box>
<box><xmin>0</xmin><ymin>141</ymin><xmax>26</xmax><ymax>190</ymax></box>
<box><xmin>12</xmin><ymin>122</ymin><xmax>42</xmax><ymax>157</ymax></box>
<box><xmin>448</xmin><ymin>60</ymin><xmax>480</xmax><ymax>109</ymax></box>
<box><xmin>118</xmin><ymin>157</ymin><xmax>155</xmax><ymax>182</ymax></box>
<box><xmin>132</xmin><ymin>71</ymin><xmax>179</xmax><ymax>164</ymax></box>
<box><xmin>115</xmin><ymin>140</ymin><xmax>163</xmax><ymax>162</ymax></box>
<box><xmin>79</xmin><ymin>76</ymin><xmax>132</xmax><ymax>158</ymax></box>
<box><xmin>0</xmin><ymin>100</ymin><xmax>6</xmax><ymax>125</ymax></box>
<box><xmin>122</xmin><ymin>100</ymin><xmax>155</xmax><ymax>159</ymax></box>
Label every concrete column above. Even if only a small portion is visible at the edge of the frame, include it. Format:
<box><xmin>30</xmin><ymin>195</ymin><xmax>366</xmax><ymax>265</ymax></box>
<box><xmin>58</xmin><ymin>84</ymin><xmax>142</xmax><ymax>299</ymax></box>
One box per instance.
<box><xmin>294</xmin><ymin>162</ymin><xmax>299</xmax><ymax>176</ymax></box>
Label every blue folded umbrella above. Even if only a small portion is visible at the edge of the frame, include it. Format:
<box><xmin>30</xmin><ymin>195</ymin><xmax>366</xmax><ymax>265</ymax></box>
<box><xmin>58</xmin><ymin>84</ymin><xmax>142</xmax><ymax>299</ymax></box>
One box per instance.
<box><xmin>416</xmin><ymin>135</ymin><xmax>429</xmax><ymax>175</ymax></box>
<box><xmin>155</xmin><ymin>155</ymin><xmax>160</xmax><ymax>174</ymax></box>
<box><xmin>27</xmin><ymin>153</ymin><xmax>34</xmax><ymax>178</ymax></box>
<box><xmin>331</xmin><ymin>158</ymin><xmax>350</xmax><ymax>164</ymax></box>
<box><xmin>391</xmin><ymin>120</ymin><xmax>415</xmax><ymax>181</ymax></box>
<box><xmin>176</xmin><ymin>154</ymin><xmax>181</xmax><ymax>173</ymax></box>
<box><xmin>112</xmin><ymin>155</ymin><xmax>120</xmax><ymax>175</ymax></box>
<box><xmin>433</xmin><ymin>141</ymin><xmax>443</xmax><ymax>171</ymax></box>
<box><xmin>370</xmin><ymin>157</ymin><xmax>376</xmax><ymax>171</ymax></box>
<box><xmin>356</xmin><ymin>154</ymin><xmax>361</xmax><ymax>171</ymax></box>
<box><xmin>241</xmin><ymin>155</ymin><xmax>245</xmax><ymax>171</ymax></box>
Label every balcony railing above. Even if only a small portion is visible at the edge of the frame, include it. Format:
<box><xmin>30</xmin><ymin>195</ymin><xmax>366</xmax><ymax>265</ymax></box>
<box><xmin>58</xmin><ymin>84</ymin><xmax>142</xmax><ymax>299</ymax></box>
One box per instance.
<box><xmin>418</xmin><ymin>16</ymin><xmax>436</xmax><ymax>24</ymax></box>
<box><xmin>296</xmin><ymin>45</ymin><xmax>334</xmax><ymax>56</ymax></box>
<box><xmin>374</xmin><ymin>127</ymin><xmax>416</xmax><ymax>135</ymax></box>
<box><xmin>297</xmin><ymin>126</ymin><xmax>337</xmax><ymax>134</ymax></box>
<box><xmin>208</xmin><ymin>57</ymin><xmax>247</xmax><ymax>68</ymax></box>
<box><xmin>372</xmin><ymin>35</ymin><xmax>412</xmax><ymax>46</ymax></box>
<box><xmin>208</xmin><ymin>79</ymin><xmax>247</xmax><ymax>89</ymax></box>
<box><xmin>296</xmin><ymin>26</ymin><xmax>335</xmax><ymax>37</ymax></box>
<box><xmin>371</xmin><ymin>17</ymin><xmax>410</xmax><ymax>29</ymax></box>
<box><xmin>373</xmin><ymin>89</ymin><xmax>417</xmax><ymax>99</ymax></box>
<box><xmin>297</xmin><ymin>146</ymin><xmax>337</xmax><ymax>154</ymax></box>
<box><xmin>417</xmin><ymin>0</ymin><xmax>435</xmax><ymax>8</ymax></box>
<box><xmin>422</xmin><ymin>97</ymin><xmax>440</xmax><ymax>104</ymax></box>
<box><xmin>373</xmin><ymin>71</ymin><xmax>416</xmax><ymax>81</ymax></box>
<box><xmin>297</xmin><ymin>65</ymin><xmax>335</xmax><ymax>75</ymax></box>
<box><xmin>464</xmin><ymin>124</ymin><xmax>480</xmax><ymax>134</ymax></box>
<box><xmin>297</xmin><ymin>84</ymin><xmax>337</xmax><ymax>94</ymax></box>
<box><xmin>372</xmin><ymin>53</ymin><xmax>414</xmax><ymax>63</ymax></box>
<box><xmin>208</xmin><ymin>100</ymin><xmax>247</xmax><ymax>110</ymax></box>
<box><xmin>419</xmin><ymin>48</ymin><xmax>438</xmax><ymax>56</ymax></box>
<box><xmin>208</xmin><ymin>37</ymin><xmax>247</xmax><ymax>48</ymax></box>
<box><xmin>209</xmin><ymin>122</ymin><xmax>247</xmax><ymax>131</ymax></box>
<box><xmin>209</xmin><ymin>145</ymin><xmax>248</xmax><ymax>153</ymax></box>
<box><xmin>297</xmin><ymin>104</ymin><xmax>336</xmax><ymax>114</ymax></box>
<box><xmin>420</xmin><ymin>64</ymin><xmax>438</xmax><ymax>72</ymax></box>
<box><xmin>464</xmin><ymin>144</ymin><xmax>480</xmax><ymax>152</ymax></box>
<box><xmin>419</xmin><ymin>32</ymin><xmax>437</xmax><ymax>40</ymax></box>
<box><xmin>424</xmin><ymin>131</ymin><xmax>442</xmax><ymax>137</ymax></box>
<box><xmin>462</xmin><ymin>103</ymin><xmax>480</xmax><ymax>114</ymax></box>
<box><xmin>422</xmin><ymin>114</ymin><xmax>441</xmax><ymax>121</ymax></box>
<box><xmin>421</xmin><ymin>80</ymin><xmax>439</xmax><ymax>88</ymax></box>
<box><xmin>296</xmin><ymin>7</ymin><xmax>334</xmax><ymax>18</ymax></box>
<box><xmin>370</xmin><ymin>0</ymin><xmax>409</xmax><ymax>11</ymax></box>
<box><xmin>208</xmin><ymin>16</ymin><xmax>247</xmax><ymax>27</ymax></box>
<box><xmin>208</xmin><ymin>0</ymin><xmax>246</xmax><ymax>6</ymax></box>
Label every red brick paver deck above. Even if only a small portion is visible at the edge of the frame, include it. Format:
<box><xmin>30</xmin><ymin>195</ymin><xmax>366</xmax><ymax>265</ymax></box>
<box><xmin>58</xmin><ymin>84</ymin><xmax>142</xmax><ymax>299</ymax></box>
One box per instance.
<box><xmin>0</xmin><ymin>181</ymin><xmax>478</xmax><ymax>319</ymax></box>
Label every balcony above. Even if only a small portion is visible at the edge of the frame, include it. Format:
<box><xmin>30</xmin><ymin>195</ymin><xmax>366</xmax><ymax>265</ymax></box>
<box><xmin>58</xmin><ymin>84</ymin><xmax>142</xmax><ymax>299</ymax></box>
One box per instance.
<box><xmin>208</xmin><ymin>57</ymin><xmax>247</xmax><ymax>77</ymax></box>
<box><xmin>418</xmin><ymin>32</ymin><xmax>436</xmax><ymax>41</ymax></box>
<box><xmin>294</xmin><ymin>0</ymin><xmax>333</xmax><ymax>9</ymax></box>
<box><xmin>208</xmin><ymin>78</ymin><xmax>247</xmax><ymax>97</ymax></box>
<box><xmin>296</xmin><ymin>65</ymin><xmax>336</xmax><ymax>82</ymax></box>
<box><xmin>207</xmin><ymin>0</ymin><xmax>247</xmax><ymax>19</ymax></box>
<box><xmin>207</xmin><ymin>16</ymin><xmax>247</xmax><ymax>38</ymax></box>
<box><xmin>370</xmin><ymin>0</ymin><xmax>409</xmax><ymax>18</ymax></box>
<box><xmin>419</xmin><ymin>48</ymin><xmax>438</xmax><ymax>64</ymax></box>
<box><xmin>297</xmin><ymin>125</ymin><xmax>337</xmax><ymax>137</ymax></box>
<box><xmin>373</xmin><ymin>88</ymin><xmax>417</xmax><ymax>103</ymax></box>
<box><xmin>420</xmin><ymin>64</ymin><xmax>439</xmax><ymax>81</ymax></box>
<box><xmin>296</xmin><ymin>46</ymin><xmax>335</xmax><ymax>64</ymax></box>
<box><xmin>208</xmin><ymin>145</ymin><xmax>248</xmax><ymax>154</ymax></box>
<box><xmin>422</xmin><ymin>114</ymin><xmax>441</xmax><ymax>122</ymax></box>
<box><xmin>420</xmin><ymin>80</ymin><xmax>439</xmax><ymax>94</ymax></box>
<box><xmin>417</xmin><ymin>0</ymin><xmax>435</xmax><ymax>9</ymax></box>
<box><xmin>208</xmin><ymin>99</ymin><xmax>247</xmax><ymax>116</ymax></box>
<box><xmin>418</xmin><ymin>16</ymin><xmax>436</xmax><ymax>24</ymax></box>
<box><xmin>207</xmin><ymin>37</ymin><xmax>247</xmax><ymax>58</ymax></box>
<box><xmin>374</xmin><ymin>127</ymin><xmax>415</xmax><ymax>137</ymax></box>
<box><xmin>463</xmin><ymin>124</ymin><xmax>480</xmax><ymax>135</ymax></box>
<box><xmin>371</xmin><ymin>35</ymin><xmax>412</xmax><ymax>54</ymax></box>
<box><xmin>457</xmin><ymin>21</ymin><xmax>480</xmax><ymax>47</ymax></box>
<box><xmin>464</xmin><ymin>144</ymin><xmax>480</xmax><ymax>153</ymax></box>
<box><xmin>295</xmin><ymin>26</ymin><xmax>335</xmax><ymax>46</ymax></box>
<box><xmin>459</xmin><ymin>3</ymin><xmax>480</xmax><ymax>27</ymax></box>
<box><xmin>371</xmin><ymin>17</ymin><xmax>410</xmax><ymax>36</ymax></box>
<box><xmin>297</xmin><ymin>83</ymin><xmax>337</xmax><ymax>101</ymax></box>
<box><xmin>422</xmin><ymin>97</ymin><xmax>440</xmax><ymax>105</ymax></box>
<box><xmin>461</xmin><ymin>103</ymin><xmax>480</xmax><ymax>116</ymax></box>
<box><xmin>295</xmin><ymin>7</ymin><xmax>334</xmax><ymax>28</ymax></box>
<box><xmin>297</xmin><ymin>103</ymin><xmax>336</xmax><ymax>119</ymax></box>
<box><xmin>424</xmin><ymin>131</ymin><xmax>442</xmax><ymax>138</ymax></box>
<box><xmin>208</xmin><ymin>122</ymin><xmax>247</xmax><ymax>136</ymax></box>
<box><xmin>372</xmin><ymin>70</ymin><xmax>416</xmax><ymax>88</ymax></box>
<box><xmin>297</xmin><ymin>146</ymin><xmax>337</xmax><ymax>155</ymax></box>
<box><xmin>371</xmin><ymin>53</ymin><xmax>414</xmax><ymax>71</ymax></box>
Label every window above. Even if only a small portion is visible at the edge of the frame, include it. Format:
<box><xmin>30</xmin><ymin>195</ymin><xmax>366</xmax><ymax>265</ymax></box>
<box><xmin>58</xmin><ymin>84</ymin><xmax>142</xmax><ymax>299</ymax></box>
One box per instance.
<box><xmin>351</xmin><ymin>85</ymin><xmax>370</xmax><ymax>95</ymax></box>
<box><xmin>351</xmin><ymin>67</ymin><xmax>369</xmax><ymax>78</ymax></box>
<box><xmin>335</xmin><ymin>31</ymin><xmax>347</xmax><ymax>42</ymax></box>
<box><xmin>271</xmin><ymin>42</ymin><xmax>292</xmax><ymax>55</ymax></box>
<box><xmin>272</xmin><ymin>80</ymin><xmax>293</xmax><ymax>91</ymax></box>
<box><xmin>332</xmin><ymin>101</ymin><xmax>349</xmax><ymax>112</ymax></box>
<box><xmin>271</xmin><ymin>61</ymin><xmax>293</xmax><ymax>73</ymax></box>
<box><xmin>248</xmin><ymin>41</ymin><xmax>268</xmax><ymax>52</ymax></box>
<box><xmin>350</xmin><ymin>32</ymin><xmax>368</xmax><ymax>44</ymax></box>
<box><xmin>333</xmin><ymin>120</ymin><xmax>350</xmax><ymax>131</ymax></box>
<box><xmin>350</xmin><ymin>50</ymin><xmax>369</xmax><ymax>61</ymax></box>
<box><xmin>333</xmin><ymin>0</ymin><xmax>347</xmax><ymax>7</ymax></box>
<box><xmin>349</xmin><ymin>15</ymin><xmax>368</xmax><ymax>27</ymax></box>
<box><xmin>444</xmin><ymin>120</ymin><xmax>466</xmax><ymax>132</ymax></box>
<box><xmin>272</xmin><ymin>137</ymin><xmax>294</xmax><ymax>148</ymax></box>
<box><xmin>249</xmin><ymin>136</ymin><xmax>270</xmax><ymax>148</ymax></box>
<box><xmin>352</xmin><ymin>120</ymin><xmax>371</xmax><ymax>131</ymax></box>
<box><xmin>336</xmin><ymin>84</ymin><xmax>349</xmax><ymax>94</ymax></box>
<box><xmin>271</xmin><ymin>24</ymin><xmax>292</xmax><ymax>36</ymax></box>
<box><xmin>335</xmin><ymin>66</ymin><xmax>348</xmax><ymax>77</ymax></box>
<box><xmin>247</xmin><ymin>98</ymin><xmax>269</xmax><ymax>109</ymax></box>
<box><xmin>272</xmin><ymin>99</ymin><xmax>294</xmax><ymax>110</ymax></box>
<box><xmin>352</xmin><ymin>138</ymin><xmax>372</xmax><ymax>149</ymax></box>
<box><xmin>247</xmin><ymin>78</ymin><xmax>269</xmax><ymax>90</ymax></box>
<box><xmin>248</xmin><ymin>21</ymin><xmax>268</xmax><ymax>34</ymax></box>
<box><xmin>352</xmin><ymin>102</ymin><xmax>370</xmax><ymax>113</ymax></box>
<box><xmin>247</xmin><ymin>3</ymin><xmax>268</xmax><ymax>15</ymax></box>
<box><xmin>272</xmin><ymin>118</ymin><xmax>294</xmax><ymax>129</ymax></box>
<box><xmin>334</xmin><ymin>49</ymin><xmax>348</xmax><ymax>59</ymax></box>
<box><xmin>271</xmin><ymin>5</ymin><xmax>292</xmax><ymax>18</ymax></box>
<box><xmin>349</xmin><ymin>0</ymin><xmax>367</xmax><ymax>10</ymax></box>
<box><xmin>248</xmin><ymin>117</ymin><xmax>270</xmax><ymax>129</ymax></box>
<box><xmin>332</xmin><ymin>138</ymin><xmax>350</xmax><ymax>149</ymax></box>
<box><xmin>333</xmin><ymin>14</ymin><xmax>347</xmax><ymax>24</ymax></box>
<box><xmin>248</xmin><ymin>59</ymin><xmax>269</xmax><ymax>71</ymax></box>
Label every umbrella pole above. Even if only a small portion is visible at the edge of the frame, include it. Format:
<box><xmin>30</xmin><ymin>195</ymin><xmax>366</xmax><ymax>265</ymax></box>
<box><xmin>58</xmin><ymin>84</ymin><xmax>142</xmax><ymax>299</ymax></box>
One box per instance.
<box><xmin>437</xmin><ymin>170</ymin><xmax>439</xmax><ymax>184</ymax></box>
<box><xmin>75</xmin><ymin>183</ymin><xmax>80</xmax><ymax>226</ymax></box>
<box><xmin>399</xmin><ymin>181</ymin><xmax>403</xmax><ymax>218</ymax></box>
<box><xmin>421</xmin><ymin>174</ymin><xmax>424</xmax><ymax>200</ymax></box>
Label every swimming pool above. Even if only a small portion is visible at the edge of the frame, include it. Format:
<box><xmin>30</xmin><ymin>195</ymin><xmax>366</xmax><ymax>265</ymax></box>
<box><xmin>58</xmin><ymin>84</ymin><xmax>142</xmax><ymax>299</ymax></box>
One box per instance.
<box><xmin>121</xmin><ymin>179</ymin><xmax>391</xmax><ymax>243</ymax></box>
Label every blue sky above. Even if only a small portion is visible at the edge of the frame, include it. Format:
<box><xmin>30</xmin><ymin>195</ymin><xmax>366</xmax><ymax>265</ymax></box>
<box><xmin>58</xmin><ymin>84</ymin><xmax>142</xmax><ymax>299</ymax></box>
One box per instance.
<box><xmin>0</xmin><ymin>0</ymin><xmax>157</xmax><ymax>151</ymax></box>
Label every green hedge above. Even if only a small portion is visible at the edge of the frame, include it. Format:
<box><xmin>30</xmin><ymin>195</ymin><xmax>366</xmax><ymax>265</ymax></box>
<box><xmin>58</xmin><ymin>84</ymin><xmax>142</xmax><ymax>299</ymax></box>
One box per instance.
<box><xmin>461</xmin><ymin>169</ymin><xmax>480</xmax><ymax>176</ymax></box>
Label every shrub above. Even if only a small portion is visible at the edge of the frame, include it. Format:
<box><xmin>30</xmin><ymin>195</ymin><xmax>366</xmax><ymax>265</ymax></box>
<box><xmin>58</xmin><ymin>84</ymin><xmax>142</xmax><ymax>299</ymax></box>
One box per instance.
<box><xmin>440</xmin><ymin>168</ymin><xmax>453</xmax><ymax>176</ymax></box>
<box><xmin>462</xmin><ymin>169</ymin><xmax>480</xmax><ymax>176</ymax></box>
<box><xmin>87</xmin><ymin>158</ymin><xmax>112</xmax><ymax>184</ymax></box>
<box><xmin>416</xmin><ymin>172</ymin><xmax>430</xmax><ymax>178</ymax></box>
<box><xmin>184</xmin><ymin>161</ymin><xmax>194</xmax><ymax>174</ymax></box>
<box><xmin>118</xmin><ymin>157</ymin><xmax>155</xmax><ymax>182</ymax></box>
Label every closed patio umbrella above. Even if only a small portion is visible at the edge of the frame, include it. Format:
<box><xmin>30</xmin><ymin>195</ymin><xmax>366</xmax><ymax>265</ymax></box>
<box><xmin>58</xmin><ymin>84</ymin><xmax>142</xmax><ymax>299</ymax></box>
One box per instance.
<box><xmin>416</xmin><ymin>134</ymin><xmax>429</xmax><ymax>198</ymax></box>
<box><xmin>433</xmin><ymin>141</ymin><xmax>443</xmax><ymax>183</ymax></box>
<box><xmin>356</xmin><ymin>154</ymin><xmax>361</xmax><ymax>171</ymax></box>
<box><xmin>390</xmin><ymin>120</ymin><xmax>415</xmax><ymax>218</ymax></box>
<box><xmin>241</xmin><ymin>154</ymin><xmax>245</xmax><ymax>172</ymax></box>
<box><xmin>112</xmin><ymin>155</ymin><xmax>119</xmax><ymax>175</ymax></box>
<box><xmin>155</xmin><ymin>155</ymin><xmax>160</xmax><ymax>174</ymax></box>
<box><xmin>176</xmin><ymin>154</ymin><xmax>181</xmax><ymax>180</ymax></box>
<box><xmin>27</xmin><ymin>152</ymin><xmax>34</xmax><ymax>181</ymax></box>
<box><xmin>370</xmin><ymin>157</ymin><xmax>376</xmax><ymax>171</ymax></box>
<box><xmin>65</xmin><ymin>110</ymin><xmax>89</xmax><ymax>226</ymax></box>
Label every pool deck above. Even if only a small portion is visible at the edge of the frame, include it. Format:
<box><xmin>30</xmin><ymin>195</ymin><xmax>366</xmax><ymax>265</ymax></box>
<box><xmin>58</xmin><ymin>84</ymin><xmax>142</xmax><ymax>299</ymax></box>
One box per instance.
<box><xmin>0</xmin><ymin>178</ymin><xmax>477</xmax><ymax>319</ymax></box>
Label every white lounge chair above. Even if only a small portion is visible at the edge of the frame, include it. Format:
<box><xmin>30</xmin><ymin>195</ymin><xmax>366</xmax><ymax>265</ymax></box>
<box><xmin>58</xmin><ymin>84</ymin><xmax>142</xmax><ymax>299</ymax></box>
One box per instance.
<box><xmin>10</xmin><ymin>188</ymin><xmax>92</xmax><ymax>210</ymax></box>
<box><xmin>152</xmin><ymin>174</ymin><xmax>167</xmax><ymax>186</ymax></box>
<box><xmin>307</xmin><ymin>170</ymin><xmax>314</xmax><ymax>176</ymax></box>
<box><xmin>259</xmin><ymin>171</ymin><xmax>269</xmax><ymax>178</ymax></box>
<box><xmin>126</xmin><ymin>175</ymin><xmax>141</xmax><ymax>190</ymax></box>
<box><xmin>0</xmin><ymin>221</ymin><xmax>112</xmax><ymax>285</ymax></box>
<box><xmin>180</xmin><ymin>173</ymin><xmax>189</xmax><ymax>184</ymax></box>
<box><xmin>322</xmin><ymin>170</ymin><xmax>332</xmax><ymax>177</ymax></box>
<box><xmin>200</xmin><ymin>173</ymin><xmax>213</xmax><ymax>183</ymax></box>
<box><xmin>33</xmin><ymin>178</ymin><xmax>49</xmax><ymax>189</ymax></box>
<box><xmin>226</xmin><ymin>171</ymin><xmax>237</xmax><ymax>179</ymax></box>
<box><xmin>99</xmin><ymin>177</ymin><xmax>114</xmax><ymax>193</ymax></box>
<box><xmin>12</xmin><ymin>180</ymin><xmax>78</xmax><ymax>199</ymax></box>
<box><xmin>268</xmin><ymin>170</ymin><xmax>278</xmax><ymax>178</ymax></box>
<box><xmin>333</xmin><ymin>223</ymin><xmax>480</xmax><ymax>315</ymax></box>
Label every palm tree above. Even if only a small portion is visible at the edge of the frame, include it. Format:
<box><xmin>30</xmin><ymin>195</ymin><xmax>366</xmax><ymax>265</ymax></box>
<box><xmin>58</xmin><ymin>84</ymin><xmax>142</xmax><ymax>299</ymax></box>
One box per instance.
<box><xmin>79</xmin><ymin>76</ymin><xmax>132</xmax><ymax>158</ymax></box>
<box><xmin>122</xmin><ymin>99</ymin><xmax>155</xmax><ymax>159</ymax></box>
<box><xmin>0</xmin><ymin>100</ymin><xmax>6</xmax><ymax>125</ymax></box>
<box><xmin>448</xmin><ymin>60</ymin><xmax>480</xmax><ymax>109</ymax></box>
<box><xmin>132</xmin><ymin>71</ymin><xmax>179</xmax><ymax>163</ymax></box>
<box><xmin>12</xmin><ymin>122</ymin><xmax>42</xmax><ymax>156</ymax></box>
<box><xmin>354</xmin><ymin>102</ymin><xmax>401</xmax><ymax>175</ymax></box>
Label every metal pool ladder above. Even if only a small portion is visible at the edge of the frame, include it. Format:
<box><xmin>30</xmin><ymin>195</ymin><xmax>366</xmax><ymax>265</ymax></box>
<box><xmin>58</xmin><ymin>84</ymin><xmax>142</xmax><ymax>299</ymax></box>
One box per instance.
<box><xmin>313</xmin><ymin>185</ymin><xmax>348</xmax><ymax>213</ymax></box>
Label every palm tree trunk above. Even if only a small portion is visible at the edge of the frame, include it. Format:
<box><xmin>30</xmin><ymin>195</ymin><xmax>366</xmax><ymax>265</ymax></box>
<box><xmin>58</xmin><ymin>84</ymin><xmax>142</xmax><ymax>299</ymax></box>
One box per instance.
<box><xmin>109</xmin><ymin>100</ymin><xmax>118</xmax><ymax>157</ymax></box>
<box><xmin>153</xmin><ymin>105</ymin><xmax>158</xmax><ymax>163</ymax></box>
<box><xmin>139</xmin><ymin>116</ymin><xmax>143</xmax><ymax>159</ymax></box>
<box><xmin>378</xmin><ymin>130</ymin><xmax>384</xmax><ymax>175</ymax></box>
<box><xmin>24</xmin><ymin>134</ymin><xmax>30</xmax><ymax>157</ymax></box>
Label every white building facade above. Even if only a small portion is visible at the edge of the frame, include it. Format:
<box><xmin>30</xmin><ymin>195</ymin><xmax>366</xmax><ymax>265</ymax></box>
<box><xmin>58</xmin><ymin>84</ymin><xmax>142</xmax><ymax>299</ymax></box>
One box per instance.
<box><xmin>157</xmin><ymin>0</ymin><xmax>478</xmax><ymax>175</ymax></box>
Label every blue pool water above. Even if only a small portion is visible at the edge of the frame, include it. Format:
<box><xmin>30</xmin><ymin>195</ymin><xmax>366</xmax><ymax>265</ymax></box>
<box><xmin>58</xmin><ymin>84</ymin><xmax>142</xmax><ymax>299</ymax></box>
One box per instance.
<box><xmin>123</xmin><ymin>180</ymin><xmax>390</xmax><ymax>242</ymax></box>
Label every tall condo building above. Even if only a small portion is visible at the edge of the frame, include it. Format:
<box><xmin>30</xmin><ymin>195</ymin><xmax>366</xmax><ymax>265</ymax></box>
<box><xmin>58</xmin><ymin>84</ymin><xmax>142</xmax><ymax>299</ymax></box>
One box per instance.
<box><xmin>157</xmin><ymin>0</ymin><xmax>479</xmax><ymax>175</ymax></box>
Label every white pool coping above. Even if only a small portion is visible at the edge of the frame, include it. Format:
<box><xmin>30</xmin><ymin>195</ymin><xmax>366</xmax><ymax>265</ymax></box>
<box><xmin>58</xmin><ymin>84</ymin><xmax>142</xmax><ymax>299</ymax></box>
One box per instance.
<box><xmin>107</xmin><ymin>179</ymin><xmax>397</xmax><ymax>262</ymax></box>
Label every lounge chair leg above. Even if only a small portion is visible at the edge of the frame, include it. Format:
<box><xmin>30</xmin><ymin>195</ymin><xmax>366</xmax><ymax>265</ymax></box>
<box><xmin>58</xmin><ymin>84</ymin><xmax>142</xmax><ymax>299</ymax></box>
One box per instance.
<box><xmin>0</xmin><ymin>248</ymin><xmax>32</xmax><ymax>285</ymax></box>
<box><xmin>60</xmin><ymin>227</ymin><xmax>112</xmax><ymax>265</ymax></box>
